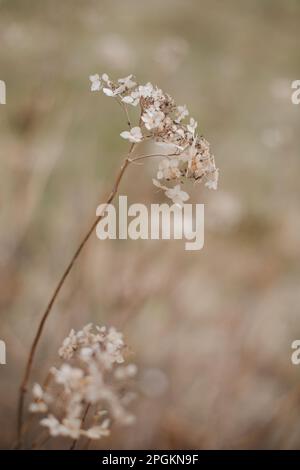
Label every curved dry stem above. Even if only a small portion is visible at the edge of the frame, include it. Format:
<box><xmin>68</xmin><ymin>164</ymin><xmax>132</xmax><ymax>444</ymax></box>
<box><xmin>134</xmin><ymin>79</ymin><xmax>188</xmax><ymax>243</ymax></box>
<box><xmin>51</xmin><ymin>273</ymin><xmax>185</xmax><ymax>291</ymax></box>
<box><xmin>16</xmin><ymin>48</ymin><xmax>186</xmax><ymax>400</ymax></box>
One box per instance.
<box><xmin>129</xmin><ymin>152</ymin><xmax>177</xmax><ymax>163</ymax></box>
<box><xmin>69</xmin><ymin>403</ymin><xmax>91</xmax><ymax>450</ymax></box>
<box><xmin>16</xmin><ymin>144</ymin><xmax>136</xmax><ymax>448</ymax></box>
<box><xmin>114</xmin><ymin>97</ymin><xmax>131</xmax><ymax>128</ymax></box>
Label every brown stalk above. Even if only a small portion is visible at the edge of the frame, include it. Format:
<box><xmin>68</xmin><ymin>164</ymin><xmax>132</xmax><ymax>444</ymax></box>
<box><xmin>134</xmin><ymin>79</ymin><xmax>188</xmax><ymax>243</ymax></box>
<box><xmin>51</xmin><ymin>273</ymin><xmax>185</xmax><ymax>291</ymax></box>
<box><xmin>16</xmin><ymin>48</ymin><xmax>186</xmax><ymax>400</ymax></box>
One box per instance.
<box><xmin>69</xmin><ymin>403</ymin><xmax>91</xmax><ymax>450</ymax></box>
<box><xmin>17</xmin><ymin>143</ymin><xmax>136</xmax><ymax>447</ymax></box>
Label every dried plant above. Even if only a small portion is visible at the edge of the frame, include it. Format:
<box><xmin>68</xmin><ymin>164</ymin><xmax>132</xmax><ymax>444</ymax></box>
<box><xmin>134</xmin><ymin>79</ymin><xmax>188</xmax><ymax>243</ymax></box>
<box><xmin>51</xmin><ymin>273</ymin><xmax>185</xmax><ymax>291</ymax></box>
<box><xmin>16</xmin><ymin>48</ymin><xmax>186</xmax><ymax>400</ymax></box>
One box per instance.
<box><xmin>17</xmin><ymin>73</ymin><xmax>218</xmax><ymax>447</ymax></box>
<box><xmin>91</xmin><ymin>73</ymin><xmax>218</xmax><ymax>205</ymax></box>
<box><xmin>28</xmin><ymin>324</ymin><xmax>136</xmax><ymax>448</ymax></box>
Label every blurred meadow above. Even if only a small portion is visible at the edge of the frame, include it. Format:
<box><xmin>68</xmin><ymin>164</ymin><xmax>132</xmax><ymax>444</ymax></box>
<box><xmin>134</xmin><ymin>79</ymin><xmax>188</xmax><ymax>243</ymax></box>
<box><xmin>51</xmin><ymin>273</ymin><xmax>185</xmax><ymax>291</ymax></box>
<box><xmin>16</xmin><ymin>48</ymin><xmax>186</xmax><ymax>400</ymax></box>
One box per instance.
<box><xmin>1</xmin><ymin>0</ymin><xmax>300</xmax><ymax>449</ymax></box>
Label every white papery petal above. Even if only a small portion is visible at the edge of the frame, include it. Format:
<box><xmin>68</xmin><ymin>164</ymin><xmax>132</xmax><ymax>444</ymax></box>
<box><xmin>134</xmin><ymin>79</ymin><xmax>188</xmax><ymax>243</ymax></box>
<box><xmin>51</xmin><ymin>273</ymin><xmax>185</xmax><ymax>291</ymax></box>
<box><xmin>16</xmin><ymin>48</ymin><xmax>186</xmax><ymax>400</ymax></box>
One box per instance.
<box><xmin>103</xmin><ymin>88</ymin><xmax>114</xmax><ymax>96</ymax></box>
<box><xmin>120</xmin><ymin>131</ymin><xmax>131</xmax><ymax>140</ymax></box>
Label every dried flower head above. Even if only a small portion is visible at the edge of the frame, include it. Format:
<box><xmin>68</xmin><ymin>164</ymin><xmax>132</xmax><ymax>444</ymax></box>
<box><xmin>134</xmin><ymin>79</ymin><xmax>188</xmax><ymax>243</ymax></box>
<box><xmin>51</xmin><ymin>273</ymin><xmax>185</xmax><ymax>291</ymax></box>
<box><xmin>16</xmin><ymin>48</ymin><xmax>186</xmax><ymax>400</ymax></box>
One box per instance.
<box><xmin>90</xmin><ymin>73</ymin><xmax>219</xmax><ymax>205</ymax></box>
<box><xmin>29</xmin><ymin>324</ymin><xmax>137</xmax><ymax>442</ymax></box>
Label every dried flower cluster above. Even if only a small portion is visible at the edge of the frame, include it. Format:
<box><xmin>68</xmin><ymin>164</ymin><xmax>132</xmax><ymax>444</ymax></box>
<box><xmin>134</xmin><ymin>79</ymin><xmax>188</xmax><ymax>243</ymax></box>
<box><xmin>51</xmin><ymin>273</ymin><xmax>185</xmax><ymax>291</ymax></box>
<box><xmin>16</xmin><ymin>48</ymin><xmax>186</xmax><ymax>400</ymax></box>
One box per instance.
<box><xmin>29</xmin><ymin>324</ymin><xmax>137</xmax><ymax>442</ymax></box>
<box><xmin>90</xmin><ymin>73</ymin><xmax>218</xmax><ymax>206</ymax></box>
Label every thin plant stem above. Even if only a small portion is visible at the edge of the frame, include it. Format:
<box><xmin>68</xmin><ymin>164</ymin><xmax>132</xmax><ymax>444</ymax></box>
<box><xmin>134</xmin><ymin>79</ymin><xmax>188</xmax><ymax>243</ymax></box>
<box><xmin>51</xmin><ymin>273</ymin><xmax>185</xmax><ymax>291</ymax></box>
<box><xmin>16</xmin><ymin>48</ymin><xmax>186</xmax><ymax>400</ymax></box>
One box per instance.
<box><xmin>16</xmin><ymin>143</ymin><xmax>136</xmax><ymax>447</ymax></box>
<box><xmin>83</xmin><ymin>438</ymin><xmax>92</xmax><ymax>450</ymax></box>
<box><xmin>69</xmin><ymin>403</ymin><xmax>91</xmax><ymax>450</ymax></box>
<box><xmin>114</xmin><ymin>97</ymin><xmax>131</xmax><ymax>127</ymax></box>
<box><xmin>31</xmin><ymin>431</ymin><xmax>50</xmax><ymax>450</ymax></box>
<box><xmin>129</xmin><ymin>153</ymin><xmax>176</xmax><ymax>163</ymax></box>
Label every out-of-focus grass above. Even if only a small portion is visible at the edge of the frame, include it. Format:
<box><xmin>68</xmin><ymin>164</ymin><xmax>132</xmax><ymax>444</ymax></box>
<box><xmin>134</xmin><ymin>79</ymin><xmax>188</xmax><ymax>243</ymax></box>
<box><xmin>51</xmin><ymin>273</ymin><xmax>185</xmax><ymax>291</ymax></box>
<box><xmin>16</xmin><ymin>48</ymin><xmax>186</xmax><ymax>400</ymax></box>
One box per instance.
<box><xmin>1</xmin><ymin>0</ymin><xmax>300</xmax><ymax>449</ymax></box>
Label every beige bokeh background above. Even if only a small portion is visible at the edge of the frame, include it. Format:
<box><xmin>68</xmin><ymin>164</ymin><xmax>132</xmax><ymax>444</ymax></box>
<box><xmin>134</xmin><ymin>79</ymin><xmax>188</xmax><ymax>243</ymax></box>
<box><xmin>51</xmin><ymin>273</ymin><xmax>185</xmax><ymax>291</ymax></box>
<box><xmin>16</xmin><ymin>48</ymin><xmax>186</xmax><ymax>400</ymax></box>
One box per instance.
<box><xmin>1</xmin><ymin>0</ymin><xmax>300</xmax><ymax>449</ymax></box>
